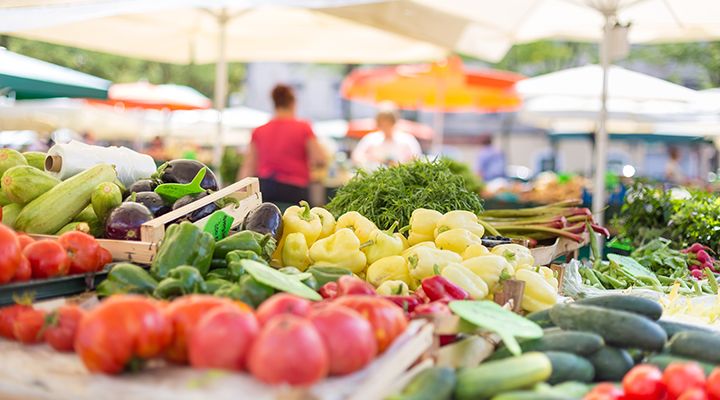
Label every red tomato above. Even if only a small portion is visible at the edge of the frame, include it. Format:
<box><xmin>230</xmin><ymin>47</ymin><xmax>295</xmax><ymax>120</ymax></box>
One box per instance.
<box><xmin>623</xmin><ymin>365</ymin><xmax>666</xmax><ymax>400</ymax></box>
<box><xmin>188</xmin><ymin>305</ymin><xmax>259</xmax><ymax>371</ymax></box>
<box><xmin>707</xmin><ymin>368</ymin><xmax>720</xmax><ymax>400</ymax></box>
<box><xmin>333</xmin><ymin>296</ymin><xmax>408</xmax><ymax>353</ymax></box>
<box><xmin>75</xmin><ymin>295</ymin><xmax>172</xmax><ymax>374</ymax></box>
<box><xmin>0</xmin><ymin>304</ymin><xmax>32</xmax><ymax>339</ymax></box>
<box><xmin>663</xmin><ymin>362</ymin><xmax>706</xmax><ymax>399</ymax></box>
<box><xmin>164</xmin><ymin>295</ymin><xmax>237</xmax><ymax>364</ymax></box>
<box><xmin>97</xmin><ymin>247</ymin><xmax>112</xmax><ymax>269</ymax></box>
<box><xmin>44</xmin><ymin>305</ymin><xmax>85</xmax><ymax>352</ymax></box>
<box><xmin>24</xmin><ymin>240</ymin><xmax>70</xmax><ymax>279</ymax></box>
<box><xmin>255</xmin><ymin>293</ymin><xmax>312</xmax><ymax>326</ymax></box>
<box><xmin>13</xmin><ymin>255</ymin><xmax>31</xmax><ymax>282</ymax></box>
<box><xmin>16</xmin><ymin>234</ymin><xmax>34</xmax><ymax>250</ymax></box>
<box><xmin>248</xmin><ymin>314</ymin><xmax>329</xmax><ymax>385</ymax></box>
<box><xmin>584</xmin><ymin>383</ymin><xmax>625</xmax><ymax>400</ymax></box>
<box><xmin>58</xmin><ymin>231</ymin><xmax>100</xmax><ymax>275</ymax></box>
<box><xmin>0</xmin><ymin>224</ymin><xmax>21</xmax><ymax>284</ymax></box>
<box><xmin>678</xmin><ymin>388</ymin><xmax>709</xmax><ymax>400</ymax></box>
<box><xmin>310</xmin><ymin>304</ymin><xmax>377</xmax><ymax>375</ymax></box>
<box><xmin>12</xmin><ymin>308</ymin><xmax>47</xmax><ymax>344</ymax></box>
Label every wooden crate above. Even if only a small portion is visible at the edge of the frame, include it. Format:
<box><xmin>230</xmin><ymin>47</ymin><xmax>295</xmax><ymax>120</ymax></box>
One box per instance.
<box><xmin>0</xmin><ymin>319</ymin><xmax>433</xmax><ymax>400</ymax></box>
<box><xmin>530</xmin><ymin>232</ymin><xmax>589</xmax><ymax>266</ymax></box>
<box><xmin>31</xmin><ymin>177</ymin><xmax>262</xmax><ymax>265</ymax></box>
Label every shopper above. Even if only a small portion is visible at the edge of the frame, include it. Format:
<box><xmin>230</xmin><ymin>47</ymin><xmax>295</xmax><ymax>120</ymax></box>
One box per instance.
<box><xmin>239</xmin><ymin>84</ymin><xmax>325</xmax><ymax>204</ymax></box>
<box><xmin>475</xmin><ymin>135</ymin><xmax>505</xmax><ymax>181</ymax></box>
<box><xmin>351</xmin><ymin>102</ymin><xmax>422</xmax><ymax>170</ymax></box>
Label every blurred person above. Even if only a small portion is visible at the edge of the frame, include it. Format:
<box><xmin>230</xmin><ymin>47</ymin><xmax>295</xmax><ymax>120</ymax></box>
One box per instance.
<box><xmin>665</xmin><ymin>146</ymin><xmax>684</xmax><ymax>184</ymax></box>
<box><xmin>81</xmin><ymin>131</ymin><xmax>96</xmax><ymax>145</ymax></box>
<box><xmin>239</xmin><ymin>84</ymin><xmax>326</xmax><ymax>204</ymax></box>
<box><xmin>146</xmin><ymin>136</ymin><xmax>169</xmax><ymax>163</ymax></box>
<box><xmin>475</xmin><ymin>135</ymin><xmax>505</xmax><ymax>181</ymax></box>
<box><xmin>351</xmin><ymin>102</ymin><xmax>422</xmax><ymax>170</ymax></box>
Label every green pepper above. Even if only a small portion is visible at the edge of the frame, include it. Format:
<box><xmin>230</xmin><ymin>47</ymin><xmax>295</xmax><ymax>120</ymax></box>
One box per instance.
<box><xmin>214</xmin><ymin>275</ymin><xmax>275</xmax><ymax>308</ymax></box>
<box><xmin>280</xmin><ymin>267</ymin><xmax>321</xmax><ymax>291</ymax></box>
<box><xmin>151</xmin><ymin>222</ymin><xmax>215</xmax><ymax>279</ymax></box>
<box><xmin>226</xmin><ymin>250</ymin><xmax>266</xmax><ymax>265</ymax></box>
<box><xmin>206</xmin><ymin>268</ymin><xmax>231</xmax><ymax>280</ymax></box>
<box><xmin>210</xmin><ymin>258</ymin><xmax>227</xmax><ymax>270</ymax></box>
<box><xmin>153</xmin><ymin>265</ymin><xmax>208</xmax><ymax>299</ymax></box>
<box><xmin>96</xmin><ymin>263</ymin><xmax>158</xmax><ymax>297</ymax></box>
<box><xmin>228</xmin><ymin>261</ymin><xmax>246</xmax><ymax>281</ymax></box>
<box><xmin>307</xmin><ymin>265</ymin><xmax>353</xmax><ymax>286</ymax></box>
<box><xmin>214</xmin><ymin>230</ymin><xmax>269</xmax><ymax>260</ymax></box>
<box><xmin>205</xmin><ymin>278</ymin><xmax>233</xmax><ymax>293</ymax></box>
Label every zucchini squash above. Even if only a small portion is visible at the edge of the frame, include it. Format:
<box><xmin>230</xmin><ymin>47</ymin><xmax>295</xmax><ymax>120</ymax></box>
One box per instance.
<box><xmin>2</xmin><ymin>166</ymin><xmax>60</xmax><ymax>204</ymax></box>
<box><xmin>455</xmin><ymin>352</ymin><xmax>552</xmax><ymax>400</ymax></box>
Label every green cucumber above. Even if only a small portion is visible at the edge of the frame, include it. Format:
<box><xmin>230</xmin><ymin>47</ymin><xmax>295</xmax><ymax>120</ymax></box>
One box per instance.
<box><xmin>490</xmin><ymin>331</ymin><xmax>604</xmax><ymax>360</ymax></box>
<box><xmin>2</xmin><ymin>203</ymin><xmax>22</xmax><ymax>229</ymax></box>
<box><xmin>549</xmin><ymin>303</ymin><xmax>667</xmax><ymax>351</ymax></box>
<box><xmin>587</xmin><ymin>347</ymin><xmax>634</xmax><ymax>381</ymax></box>
<box><xmin>0</xmin><ymin>149</ymin><xmax>27</xmax><ymax>177</ymax></box>
<box><xmin>658</xmin><ymin>320</ymin><xmax>715</xmax><ymax>338</ymax></box>
<box><xmin>668</xmin><ymin>331</ymin><xmax>720</xmax><ymax>364</ymax></box>
<box><xmin>544</xmin><ymin>351</ymin><xmax>595</xmax><ymax>384</ymax></box>
<box><xmin>527</xmin><ymin>309</ymin><xmax>555</xmax><ymax>328</ymax></box>
<box><xmin>15</xmin><ymin>164</ymin><xmax>117</xmax><ymax>234</ymax></box>
<box><xmin>388</xmin><ymin>367</ymin><xmax>456</xmax><ymax>400</ymax></box>
<box><xmin>91</xmin><ymin>182</ymin><xmax>122</xmax><ymax>222</ymax></box>
<box><xmin>491</xmin><ymin>392</ymin><xmax>574</xmax><ymax>400</ymax></box>
<box><xmin>455</xmin><ymin>352</ymin><xmax>552</xmax><ymax>400</ymax></box>
<box><xmin>2</xmin><ymin>166</ymin><xmax>61</xmax><ymax>204</ymax></box>
<box><xmin>576</xmin><ymin>295</ymin><xmax>663</xmax><ymax>320</ymax></box>
<box><xmin>22</xmin><ymin>152</ymin><xmax>46</xmax><ymax>170</ymax></box>
<box><xmin>646</xmin><ymin>354</ymin><xmax>716</xmax><ymax>375</ymax></box>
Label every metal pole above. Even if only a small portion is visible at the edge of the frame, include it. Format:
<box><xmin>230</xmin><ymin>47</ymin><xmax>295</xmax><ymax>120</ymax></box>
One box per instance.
<box><xmin>431</xmin><ymin>77</ymin><xmax>446</xmax><ymax>156</ymax></box>
<box><xmin>213</xmin><ymin>9</ymin><xmax>229</xmax><ymax>178</ymax></box>
<box><xmin>592</xmin><ymin>14</ymin><xmax>612</xmax><ymax>225</ymax></box>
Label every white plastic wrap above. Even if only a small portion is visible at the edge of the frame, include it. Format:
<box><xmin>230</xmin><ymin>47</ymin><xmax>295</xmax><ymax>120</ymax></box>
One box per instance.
<box><xmin>46</xmin><ymin>140</ymin><xmax>156</xmax><ymax>187</ymax></box>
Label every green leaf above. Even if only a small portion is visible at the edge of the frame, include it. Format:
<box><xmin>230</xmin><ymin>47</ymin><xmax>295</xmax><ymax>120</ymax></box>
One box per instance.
<box><xmin>241</xmin><ymin>260</ymin><xmax>321</xmax><ymax>301</ymax></box>
<box><xmin>449</xmin><ymin>300</ymin><xmax>543</xmax><ymax>356</ymax></box>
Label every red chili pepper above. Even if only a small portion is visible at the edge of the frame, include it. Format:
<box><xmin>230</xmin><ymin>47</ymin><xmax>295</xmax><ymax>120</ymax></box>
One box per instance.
<box><xmin>383</xmin><ymin>295</ymin><xmax>422</xmax><ymax>313</ymax></box>
<box><xmin>411</xmin><ymin>301</ymin><xmax>452</xmax><ymax>318</ymax></box>
<box><xmin>421</xmin><ymin>276</ymin><xmax>469</xmax><ymax>302</ymax></box>
<box><xmin>591</xmin><ymin>223</ymin><xmax>610</xmax><ymax>238</ymax></box>
<box><xmin>336</xmin><ymin>275</ymin><xmax>377</xmax><ymax>297</ymax></box>
<box><xmin>319</xmin><ymin>281</ymin><xmax>338</xmax><ymax>299</ymax></box>
<box><xmin>414</xmin><ymin>286</ymin><xmax>430</xmax><ymax>303</ymax></box>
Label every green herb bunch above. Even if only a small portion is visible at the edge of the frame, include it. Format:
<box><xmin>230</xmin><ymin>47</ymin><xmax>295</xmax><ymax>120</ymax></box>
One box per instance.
<box><xmin>326</xmin><ymin>158</ymin><xmax>484</xmax><ymax>229</ymax></box>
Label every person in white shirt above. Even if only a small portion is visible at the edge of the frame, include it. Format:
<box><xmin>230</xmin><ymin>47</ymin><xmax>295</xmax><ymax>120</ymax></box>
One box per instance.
<box><xmin>351</xmin><ymin>103</ymin><xmax>423</xmax><ymax>170</ymax></box>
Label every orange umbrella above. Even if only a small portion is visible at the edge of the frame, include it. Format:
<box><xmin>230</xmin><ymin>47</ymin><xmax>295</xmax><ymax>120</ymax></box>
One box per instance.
<box><xmin>341</xmin><ymin>56</ymin><xmax>523</xmax><ymax>112</ymax></box>
<box><xmin>347</xmin><ymin>118</ymin><xmax>433</xmax><ymax>140</ymax></box>
<box><xmin>87</xmin><ymin>82</ymin><xmax>212</xmax><ymax>110</ymax></box>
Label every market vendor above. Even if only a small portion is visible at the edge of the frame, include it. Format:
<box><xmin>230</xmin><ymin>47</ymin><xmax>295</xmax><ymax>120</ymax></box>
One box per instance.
<box><xmin>239</xmin><ymin>84</ymin><xmax>326</xmax><ymax>204</ymax></box>
<box><xmin>351</xmin><ymin>102</ymin><xmax>422</xmax><ymax>170</ymax></box>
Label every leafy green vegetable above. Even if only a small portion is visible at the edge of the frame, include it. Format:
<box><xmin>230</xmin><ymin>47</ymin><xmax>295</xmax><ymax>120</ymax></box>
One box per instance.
<box><xmin>327</xmin><ymin>158</ymin><xmax>483</xmax><ymax>229</ymax></box>
<box><xmin>241</xmin><ymin>260</ymin><xmax>321</xmax><ymax>301</ymax></box>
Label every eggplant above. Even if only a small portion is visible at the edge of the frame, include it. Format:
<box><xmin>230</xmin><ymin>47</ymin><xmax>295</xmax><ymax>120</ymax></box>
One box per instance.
<box><xmin>126</xmin><ymin>192</ymin><xmax>171</xmax><ymax>217</ymax></box>
<box><xmin>241</xmin><ymin>202</ymin><xmax>283</xmax><ymax>241</ymax></box>
<box><xmin>105</xmin><ymin>202</ymin><xmax>153</xmax><ymax>241</ymax></box>
<box><xmin>156</xmin><ymin>159</ymin><xmax>218</xmax><ymax>191</ymax></box>
<box><xmin>172</xmin><ymin>191</ymin><xmax>218</xmax><ymax>222</ymax></box>
<box><xmin>128</xmin><ymin>179</ymin><xmax>158</xmax><ymax>193</ymax></box>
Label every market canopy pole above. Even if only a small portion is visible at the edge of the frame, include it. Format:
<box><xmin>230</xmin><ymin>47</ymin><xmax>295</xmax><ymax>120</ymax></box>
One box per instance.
<box><xmin>212</xmin><ymin>8</ymin><xmax>229</xmax><ymax>174</ymax></box>
<box><xmin>593</xmin><ymin>13</ymin><xmax>613</xmax><ymax>226</ymax></box>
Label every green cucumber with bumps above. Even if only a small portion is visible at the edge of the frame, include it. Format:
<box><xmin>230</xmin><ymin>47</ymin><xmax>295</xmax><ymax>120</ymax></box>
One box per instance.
<box><xmin>576</xmin><ymin>295</ymin><xmax>663</xmax><ymax>320</ymax></box>
<box><xmin>15</xmin><ymin>164</ymin><xmax>117</xmax><ymax>234</ymax></box>
<box><xmin>587</xmin><ymin>347</ymin><xmax>634</xmax><ymax>381</ymax></box>
<box><xmin>544</xmin><ymin>351</ymin><xmax>595</xmax><ymax>384</ymax></box>
<box><xmin>489</xmin><ymin>330</ymin><xmax>604</xmax><ymax>360</ymax></box>
<box><xmin>527</xmin><ymin>309</ymin><xmax>555</xmax><ymax>328</ymax></box>
<box><xmin>658</xmin><ymin>320</ymin><xmax>715</xmax><ymax>338</ymax></box>
<box><xmin>667</xmin><ymin>331</ymin><xmax>720</xmax><ymax>364</ymax></box>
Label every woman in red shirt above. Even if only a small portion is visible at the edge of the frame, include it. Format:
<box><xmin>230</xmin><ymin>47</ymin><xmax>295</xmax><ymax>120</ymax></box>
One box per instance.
<box><xmin>239</xmin><ymin>84</ymin><xmax>325</xmax><ymax>204</ymax></box>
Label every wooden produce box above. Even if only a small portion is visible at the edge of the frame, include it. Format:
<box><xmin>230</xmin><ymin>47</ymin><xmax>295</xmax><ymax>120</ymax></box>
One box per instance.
<box><xmin>0</xmin><ymin>319</ymin><xmax>433</xmax><ymax>400</ymax></box>
<box><xmin>530</xmin><ymin>232</ymin><xmax>589</xmax><ymax>266</ymax></box>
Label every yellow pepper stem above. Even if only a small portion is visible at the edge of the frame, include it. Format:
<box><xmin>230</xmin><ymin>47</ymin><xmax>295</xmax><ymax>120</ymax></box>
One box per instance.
<box><xmin>298</xmin><ymin>200</ymin><xmax>313</xmax><ymax>221</ymax></box>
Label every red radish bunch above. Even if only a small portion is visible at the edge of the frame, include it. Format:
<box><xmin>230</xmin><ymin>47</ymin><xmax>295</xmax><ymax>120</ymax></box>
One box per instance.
<box><xmin>683</xmin><ymin>243</ymin><xmax>718</xmax><ymax>278</ymax></box>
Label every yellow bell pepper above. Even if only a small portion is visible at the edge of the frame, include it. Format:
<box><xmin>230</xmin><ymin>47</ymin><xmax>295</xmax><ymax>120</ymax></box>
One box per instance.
<box><xmin>281</xmin><ymin>232</ymin><xmax>311</xmax><ymax>271</ymax></box>
<box><xmin>270</xmin><ymin>234</ymin><xmax>285</xmax><ymax>267</ymax></box>
<box><xmin>538</xmin><ymin>266</ymin><xmax>559</xmax><ymax>291</ymax></box>
<box><xmin>404</xmin><ymin>246</ymin><xmax>463</xmax><ymax>280</ymax></box>
<box><xmin>309</xmin><ymin>228</ymin><xmax>367</xmax><ymax>273</ymax></box>
<box><xmin>363</xmin><ymin>222</ymin><xmax>405</xmax><ymax>264</ymax></box>
<box><xmin>407</xmin><ymin>208</ymin><xmax>443</xmax><ymax>246</ymax></box>
<box><xmin>310</xmin><ymin>207</ymin><xmax>336</xmax><ymax>239</ymax></box>
<box><xmin>435</xmin><ymin>228</ymin><xmax>483</xmax><ymax>254</ymax></box>
<box><xmin>462</xmin><ymin>255</ymin><xmax>514</xmax><ymax>292</ymax></box>
<box><xmin>462</xmin><ymin>243</ymin><xmax>490</xmax><ymax>260</ymax></box>
<box><xmin>402</xmin><ymin>241</ymin><xmax>437</xmax><ymax>257</ymax></box>
<box><xmin>365</xmin><ymin>255</ymin><xmax>412</xmax><ymax>287</ymax></box>
<box><xmin>283</xmin><ymin>201</ymin><xmax>322</xmax><ymax>245</ymax></box>
<box><xmin>434</xmin><ymin>210</ymin><xmax>485</xmax><ymax>238</ymax></box>
<box><xmin>515</xmin><ymin>268</ymin><xmax>557</xmax><ymax>313</ymax></box>
<box><xmin>335</xmin><ymin>211</ymin><xmax>378</xmax><ymax>243</ymax></box>
<box><xmin>491</xmin><ymin>244</ymin><xmax>535</xmax><ymax>269</ymax></box>
<box><xmin>375</xmin><ymin>280</ymin><xmax>410</xmax><ymax>296</ymax></box>
<box><xmin>441</xmin><ymin>263</ymin><xmax>489</xmax><ymax>299</ymax></box>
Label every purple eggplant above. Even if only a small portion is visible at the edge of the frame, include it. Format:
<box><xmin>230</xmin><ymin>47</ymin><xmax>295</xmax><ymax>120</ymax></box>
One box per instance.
<box><xmin>241</xmin><ymin>203</ymin><xmax>283</xmax><ymax>241</ymax></box>
<box><xmin>126</xmin><ymin>192</ymin><xmax>171</xmax><ymax>217</ymax></box>
<box><xmin>128</xmin><ymin>179</ymin><xmax>158</xmax><ymax>194</ymax></box>
<box><xmin>156</xmin><ymin>159</ymin><xmax>218</xmax><ymax>191</ymax></box>
<box><xmin>172</xmin><ymin>191</ymin><xmax>218</xmax><ymax>222</ymax></box>
<box><xmin>105</xmin><ymin>202</ymin><xmax>153</xmax><ymax>241</ymax></box>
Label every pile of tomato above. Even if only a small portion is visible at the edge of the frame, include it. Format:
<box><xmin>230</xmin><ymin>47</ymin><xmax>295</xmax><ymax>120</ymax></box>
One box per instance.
<box><xmin>585</xmin><ymin>363</ymin><xmax>720</xmax><ymax>400</ymax></box>
<box><xmin>0</xmin><ymin>224</ymin><xmax>111</xmax><ymax>284</ymax></box>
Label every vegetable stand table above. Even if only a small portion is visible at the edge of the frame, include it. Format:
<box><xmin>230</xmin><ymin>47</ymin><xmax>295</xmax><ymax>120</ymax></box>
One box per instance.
<box><xmin>0</xmin><ymin>316</ymin><xmax>433</xmax><ymax>400</ymax></box>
